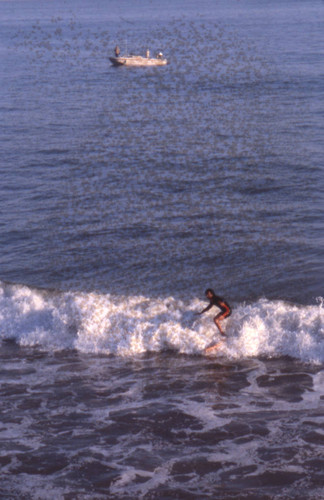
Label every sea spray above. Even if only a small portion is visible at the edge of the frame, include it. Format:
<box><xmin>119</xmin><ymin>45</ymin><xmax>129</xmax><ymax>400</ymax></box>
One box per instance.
<box><xmin>0</xmin><ymin>281</ymin><xmax>323</xmax><ymax>362</ymax></box>
<box><xmin>225</xmin><ymin>299</ymin><xmax>324</xmax><ymax>363</ymax></box>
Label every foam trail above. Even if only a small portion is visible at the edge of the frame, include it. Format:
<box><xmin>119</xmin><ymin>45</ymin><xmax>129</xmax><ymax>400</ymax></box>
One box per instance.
<box><xmin>0</xmin><ymin>281</ymin><xmax>323</xmax><ymax>363</ymax></box>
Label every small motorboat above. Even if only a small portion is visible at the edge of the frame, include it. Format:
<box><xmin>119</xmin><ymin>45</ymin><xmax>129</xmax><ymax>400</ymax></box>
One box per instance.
<box><xmin>110</xmin><ymin>48</ymin><xmax>167</xmax><ymax>67</ymax></box>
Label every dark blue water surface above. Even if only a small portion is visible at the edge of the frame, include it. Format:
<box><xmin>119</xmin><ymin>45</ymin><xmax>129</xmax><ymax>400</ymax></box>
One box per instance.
<box><xmin>1</xmin><ymin>0</ymin><xmax>323</xmax><ymax>303</ymax></box>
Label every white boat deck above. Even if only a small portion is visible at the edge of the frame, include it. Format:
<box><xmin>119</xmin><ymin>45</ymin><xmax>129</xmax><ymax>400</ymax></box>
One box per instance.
<box><xmin>110</xmin><ymin>53</ymin><xmax>167</xmax><ymax>67</ymax></box>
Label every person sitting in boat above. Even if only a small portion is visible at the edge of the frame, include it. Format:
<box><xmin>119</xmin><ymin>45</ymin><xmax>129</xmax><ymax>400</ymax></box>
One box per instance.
<box><xmin>114</xmin><ymin>45</ymin><xmax>120</xmax><ymax>57</ymax></box>
<box><xmin>157</xmin><ymin>52</ymin><xmax>163</xmax><ymax>59</ymax></box>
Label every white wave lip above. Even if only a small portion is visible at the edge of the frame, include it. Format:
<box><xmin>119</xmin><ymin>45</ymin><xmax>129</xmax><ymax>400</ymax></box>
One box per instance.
<box><xmin>0</xmin><ymin>282</ymin><xmax>323</xmax><ymax>363</ymax></box>
<box><xmin>226</xmin><ymin>298</ymin><xmax>324</xmax><ymax>364</ymax></box>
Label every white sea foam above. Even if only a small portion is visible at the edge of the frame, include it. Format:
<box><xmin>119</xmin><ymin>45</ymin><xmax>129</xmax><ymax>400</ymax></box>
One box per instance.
<box><xmin>0</xmin><ymin>282</ymin><xmax>323</xmax><ymax>363</ymax></box>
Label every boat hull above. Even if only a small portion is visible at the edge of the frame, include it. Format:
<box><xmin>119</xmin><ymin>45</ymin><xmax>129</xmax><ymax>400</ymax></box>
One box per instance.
<box><xmin>109</xmin><ymin>56</ymin><xmax>167</xmax><ymax>67</ymax></box>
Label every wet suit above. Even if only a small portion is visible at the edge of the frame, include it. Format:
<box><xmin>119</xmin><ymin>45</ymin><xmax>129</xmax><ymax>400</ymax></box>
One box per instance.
<box><xmin>198</xmin><ymin>290</ymin><xmax>231</xmax><ymax>337</ymax></box>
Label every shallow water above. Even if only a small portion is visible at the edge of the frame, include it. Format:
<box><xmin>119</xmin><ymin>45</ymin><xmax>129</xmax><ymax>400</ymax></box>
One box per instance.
<box><xmin>1</xmin><ymin>345</ymin><xmax>323</xmax><ymax>499</ymax></box>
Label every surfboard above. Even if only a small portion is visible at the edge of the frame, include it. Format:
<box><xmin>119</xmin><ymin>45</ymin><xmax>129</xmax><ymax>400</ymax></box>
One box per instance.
<box><xmin>204</xmin><ymin>340</ymin><xmax>224</xmax><ymax>355</ymax></box>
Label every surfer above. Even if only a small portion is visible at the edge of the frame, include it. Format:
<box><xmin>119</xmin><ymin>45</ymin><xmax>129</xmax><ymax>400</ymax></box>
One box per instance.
<box><xmin>197</xmin><ymin>288</ymin><xmax>231</xmax><ymax>336</ymax></box>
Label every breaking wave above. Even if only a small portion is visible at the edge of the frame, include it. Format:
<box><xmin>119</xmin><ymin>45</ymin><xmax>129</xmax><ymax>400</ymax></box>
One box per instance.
<box><xmin>0</xmin><ymin>281</ymin><xmax>323</xmax><ymax>363</ymax></box>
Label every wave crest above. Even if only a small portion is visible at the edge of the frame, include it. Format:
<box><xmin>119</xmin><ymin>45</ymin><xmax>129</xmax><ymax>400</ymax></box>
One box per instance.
<box><xmin>0</xmin><ymin>282</ymin><xmax>323</xmax><ymax>363</ymax></box>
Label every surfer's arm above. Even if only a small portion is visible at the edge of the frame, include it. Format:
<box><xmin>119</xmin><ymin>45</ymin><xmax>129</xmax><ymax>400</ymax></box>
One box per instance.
<box><xmin>197</xmin><ymin>303</ymin><xmax>213</xmax><ymax>315</ymax></box>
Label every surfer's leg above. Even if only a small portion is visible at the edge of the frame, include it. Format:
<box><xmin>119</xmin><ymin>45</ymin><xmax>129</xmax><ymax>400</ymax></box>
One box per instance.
<box><xmin>214</xmin><ymin>311</ymin><xmax>229</xmax><ymax>336</ymax></box>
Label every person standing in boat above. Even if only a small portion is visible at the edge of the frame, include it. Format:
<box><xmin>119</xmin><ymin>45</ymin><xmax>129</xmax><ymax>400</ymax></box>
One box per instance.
<box><xmin>146</xmin><ymin>49</ymin><xmax>150</xmax><ymax>58</ymax></box>
<box><xmin>114</xmin><ymin>45</ymin><xmax>120</xmax><ymax>57</ymax></box>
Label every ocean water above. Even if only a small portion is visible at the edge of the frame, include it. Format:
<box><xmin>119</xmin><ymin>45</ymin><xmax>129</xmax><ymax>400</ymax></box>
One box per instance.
<box><xmin>0</xmin><ymin>0</ymin><xmax>323</xmax><ymax>498</ymax></box>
